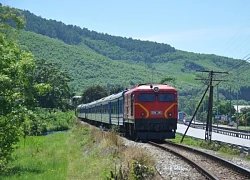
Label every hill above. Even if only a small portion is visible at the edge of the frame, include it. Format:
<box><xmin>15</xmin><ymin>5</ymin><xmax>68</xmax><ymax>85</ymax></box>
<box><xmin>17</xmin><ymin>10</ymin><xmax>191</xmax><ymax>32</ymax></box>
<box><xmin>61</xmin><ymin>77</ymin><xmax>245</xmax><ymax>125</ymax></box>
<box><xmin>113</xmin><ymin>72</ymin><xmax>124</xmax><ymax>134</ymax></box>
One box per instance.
<box><xmin>17</xmin><ymin>9</ymin><xmax>250</xmax><ymax>103</ymax></box>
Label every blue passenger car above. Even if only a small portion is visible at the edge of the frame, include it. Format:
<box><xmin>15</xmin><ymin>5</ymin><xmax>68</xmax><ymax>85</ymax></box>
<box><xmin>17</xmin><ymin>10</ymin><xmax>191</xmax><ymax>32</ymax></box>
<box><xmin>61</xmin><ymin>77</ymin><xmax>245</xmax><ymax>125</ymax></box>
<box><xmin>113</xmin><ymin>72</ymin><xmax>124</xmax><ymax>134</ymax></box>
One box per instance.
<box><xmin>76</xmin><ymin>90</ymin><xmax>128</xmax><ymax>128</ymax></box>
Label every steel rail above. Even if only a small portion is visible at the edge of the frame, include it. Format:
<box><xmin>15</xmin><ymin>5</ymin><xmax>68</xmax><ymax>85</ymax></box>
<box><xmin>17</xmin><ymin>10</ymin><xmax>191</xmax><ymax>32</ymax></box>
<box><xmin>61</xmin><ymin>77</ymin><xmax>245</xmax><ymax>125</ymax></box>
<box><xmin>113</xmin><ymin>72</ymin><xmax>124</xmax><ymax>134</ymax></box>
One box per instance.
<box><xmin>148</xmin><ymin>141</ymin><xmax>218</xmax><ymax>180</ymax></box>
<box><xmin>164</xmin><ymin>140</ymin><xmax>250</xmax><ymax>178</ymax></box>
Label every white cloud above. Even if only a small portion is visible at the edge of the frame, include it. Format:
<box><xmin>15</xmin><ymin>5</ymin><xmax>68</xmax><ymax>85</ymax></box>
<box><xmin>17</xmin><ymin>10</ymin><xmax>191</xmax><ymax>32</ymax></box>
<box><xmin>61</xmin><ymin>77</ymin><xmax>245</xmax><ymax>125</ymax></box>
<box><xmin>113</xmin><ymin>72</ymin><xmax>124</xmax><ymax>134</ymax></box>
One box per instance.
<box><xmin>138</xmin><ymin>27</ymin><xmax>236</xmax><ymax>44</ymax></box>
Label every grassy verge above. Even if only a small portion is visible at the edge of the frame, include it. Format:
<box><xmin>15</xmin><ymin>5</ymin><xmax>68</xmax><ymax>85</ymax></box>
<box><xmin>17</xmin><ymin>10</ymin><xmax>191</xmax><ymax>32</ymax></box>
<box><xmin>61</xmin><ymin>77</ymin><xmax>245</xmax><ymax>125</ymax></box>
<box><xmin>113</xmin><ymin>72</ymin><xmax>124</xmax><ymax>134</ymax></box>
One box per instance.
<box><xmin>66</xmin><ymin>121</ymin><xmax>116</xmax><ymax>179</ymax></box>
<box><xmin>169</xmin><ymin>133</ymin><xmax>250</xmax><ymax>160</ymax></box>
<box><xmin>0</xmin><ymin>120</ymin><xmax>157</xmax><ymax>180</ymax></box>
<box><xmin>1</xmin><ymin>132</ymin><xmax>69</xmax><ymax>179</ymax></box>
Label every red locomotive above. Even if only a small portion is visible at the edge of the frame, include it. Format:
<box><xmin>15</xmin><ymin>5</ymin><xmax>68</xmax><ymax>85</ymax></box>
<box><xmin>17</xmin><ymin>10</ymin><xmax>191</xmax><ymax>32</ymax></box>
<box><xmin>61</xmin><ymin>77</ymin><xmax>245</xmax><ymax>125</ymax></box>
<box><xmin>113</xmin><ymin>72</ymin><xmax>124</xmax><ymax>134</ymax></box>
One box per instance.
<box><xmin>76</xmin><ymin>84</ymin><xmax>178</xmax><ymax>140</ymax></box>
<box><xmin>123</xmin><ymin>84</ymin><xmax>178</xmax><ymax>140</ymax></box>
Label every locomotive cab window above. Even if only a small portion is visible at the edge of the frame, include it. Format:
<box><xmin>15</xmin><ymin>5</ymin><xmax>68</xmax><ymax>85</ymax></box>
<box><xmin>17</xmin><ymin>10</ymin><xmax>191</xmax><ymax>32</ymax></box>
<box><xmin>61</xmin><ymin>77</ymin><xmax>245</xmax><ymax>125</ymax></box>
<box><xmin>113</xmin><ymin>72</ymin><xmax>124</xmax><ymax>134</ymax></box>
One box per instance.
<box><xmin>138</xmin><ymin>93</ymin><xmax>155</xmax><ymax>102</ymax></box>
<box><xmin>158</xmin><ymin>94</ymin><xmax>175</xmax><ymax>102</ymax></box>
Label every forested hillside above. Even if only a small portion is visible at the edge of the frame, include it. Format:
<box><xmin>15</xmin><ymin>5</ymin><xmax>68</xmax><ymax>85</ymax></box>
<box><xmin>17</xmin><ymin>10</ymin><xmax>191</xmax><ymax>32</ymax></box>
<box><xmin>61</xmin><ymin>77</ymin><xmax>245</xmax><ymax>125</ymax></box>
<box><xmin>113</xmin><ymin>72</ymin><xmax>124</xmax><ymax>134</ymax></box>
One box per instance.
<box><xmin>23</xmin><ymin>10</ymin><xmax>175</xmax><ymax>62</ymax></box>
<box><xmin>18</xmin><ymin>31</ymin><xmax>168</xmax><ymax>91</ymax></box>
<box><xmin>17</xmin><ymin>9</ymin><xmax>250</xmax><ymax>104</ymax></box>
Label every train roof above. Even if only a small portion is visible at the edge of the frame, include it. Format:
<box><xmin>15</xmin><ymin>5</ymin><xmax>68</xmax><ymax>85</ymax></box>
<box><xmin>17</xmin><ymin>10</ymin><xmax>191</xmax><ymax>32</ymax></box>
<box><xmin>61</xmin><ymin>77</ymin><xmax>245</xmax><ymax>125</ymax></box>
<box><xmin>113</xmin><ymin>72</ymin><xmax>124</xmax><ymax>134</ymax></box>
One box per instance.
<box><xmin>100</xmin><ymin>94</ymin><xmax>115</xmax><ymax>102</ymax></box>
<box><xmin>76</xmin><ymin>89</ymin><xmax>129</xmax><ymax>108</ymax></box>
<box><xmin>77</xmin><ymin>104</ymin><xmax>88</xmax><ymax>109</ymax></box>
<box><xmin>110</xmin><ymin>90</ymin><xmax>128</xmax><ymax>100</ymax></box>
<box><xmin>125</xmin><ymin>84</ymin><xmax>176</xmax><ymax>94</ymax></box>
<box><xmin>73</xmin><ymin>96</ymin><xmax>82</xmax><ymax>99</ymax></box>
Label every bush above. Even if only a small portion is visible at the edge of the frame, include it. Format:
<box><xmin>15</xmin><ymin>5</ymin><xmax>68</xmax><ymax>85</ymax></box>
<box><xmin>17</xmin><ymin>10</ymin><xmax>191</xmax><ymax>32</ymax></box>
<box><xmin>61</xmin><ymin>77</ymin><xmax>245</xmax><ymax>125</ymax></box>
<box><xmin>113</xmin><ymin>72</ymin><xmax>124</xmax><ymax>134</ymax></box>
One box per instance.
<box><xmin>218</xmin><ymin>144</ymin><xmax>240</xmax><ymax>155</ymax></box>
<box><xmin>129</xmin><ymin>159</ymin><xmax>156</xmax><ymax>180</ymax></box>
<box><xmin>86</xmin><ymin>124</ymin><xmax>156</xmax><ymax>180</ymax></box>
<box><xmin>30</xmin><ymin>108</ymin><xmax>75</xmax><ymax>134</ymax></box>
<box><xmin>114</xmin><ymin>146</ymin><xmax>156</xmax><ymax>180</ymax></box>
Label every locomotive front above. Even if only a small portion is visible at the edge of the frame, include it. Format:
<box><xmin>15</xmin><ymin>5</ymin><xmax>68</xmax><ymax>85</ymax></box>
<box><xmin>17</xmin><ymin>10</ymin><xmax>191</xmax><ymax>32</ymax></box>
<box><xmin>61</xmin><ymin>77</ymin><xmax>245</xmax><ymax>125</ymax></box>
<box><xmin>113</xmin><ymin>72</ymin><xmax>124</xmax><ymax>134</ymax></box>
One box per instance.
<box><xmin>124</xmin><ymin>84</ymin><xmax>178</xmax><ymax>140</ymax></box>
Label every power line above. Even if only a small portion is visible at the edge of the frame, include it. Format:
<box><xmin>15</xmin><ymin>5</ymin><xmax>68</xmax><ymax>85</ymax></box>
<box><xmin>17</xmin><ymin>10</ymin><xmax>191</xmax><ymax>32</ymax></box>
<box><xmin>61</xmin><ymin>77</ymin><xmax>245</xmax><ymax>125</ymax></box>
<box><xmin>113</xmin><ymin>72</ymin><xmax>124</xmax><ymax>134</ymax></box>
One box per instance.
<box><xmin>195</xmin><ymin>70</ymin><xmax>228</xmax><ymax>141</ymax></box>
<box><xmin>222</xmin><ymin>18</ymin><xmax>250</xmax><ymax>59</ymax></box>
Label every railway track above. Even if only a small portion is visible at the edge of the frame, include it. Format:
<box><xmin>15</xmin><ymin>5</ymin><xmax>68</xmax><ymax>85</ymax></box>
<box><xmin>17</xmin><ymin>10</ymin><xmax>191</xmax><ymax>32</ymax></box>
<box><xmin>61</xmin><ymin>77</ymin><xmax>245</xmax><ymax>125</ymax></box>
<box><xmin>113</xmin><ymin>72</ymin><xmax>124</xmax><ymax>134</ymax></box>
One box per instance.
<box><xmin>148</xmin><ymin>141</ymin><xmax>250</xmax><ymax>180</ymax></box>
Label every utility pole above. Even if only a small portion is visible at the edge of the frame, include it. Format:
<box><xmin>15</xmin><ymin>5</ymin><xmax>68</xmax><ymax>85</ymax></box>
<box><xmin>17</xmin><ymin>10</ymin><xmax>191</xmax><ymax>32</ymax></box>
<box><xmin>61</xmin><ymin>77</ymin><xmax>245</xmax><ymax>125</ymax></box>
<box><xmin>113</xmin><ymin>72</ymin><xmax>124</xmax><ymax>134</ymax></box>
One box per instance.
<box><xmin>230</xmin><ymin>86</ymin><xmax>232</xmax><ymax>120</ymax></box>
<box><xmin>202</xmin><ymin>103</ymin><xmax>204</xmax><ymax>125</ymax></box>
<box><xmin>181</xmin><ymin>85</ymin><xmax>209</xmax><ymax>143</ymax></box>
<box><xmin>236</xmin><ymin>84</ymin><xmax>239</xmax><ymax>130</ymax></box>
<box><xmin>196</xmin><ymin>70</ymin><xmax>228</xmax><ymax>142</ymax></box>
<box><xmin>217</xmin><ymin>85</ymin><xmax>219</xmax><ymax>127</ymax></box>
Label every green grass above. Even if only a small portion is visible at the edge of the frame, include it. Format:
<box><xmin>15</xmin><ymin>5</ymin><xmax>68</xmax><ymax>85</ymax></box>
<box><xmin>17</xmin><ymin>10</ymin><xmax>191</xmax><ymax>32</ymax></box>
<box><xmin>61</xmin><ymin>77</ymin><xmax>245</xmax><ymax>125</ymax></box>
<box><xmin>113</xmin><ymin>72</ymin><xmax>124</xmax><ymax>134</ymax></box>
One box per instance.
<box><xmin>1</xmin><ymin>132</ymin><xmax>69</xmax><ymax>180</ymax></box>
<box><xmin>169</xmin><ymin>133</ymin><xmax>245</xmax><ymax>157</ymax></box>
<box><xmin>170</xmin><ymin>133</ymin><xmax>204</xmax><ymax>147</ymax></box>
<box><xmin>66</xmin><ymin>122</ymin><xmax>115</xmax><ymax>180</ymax></box>
<box><xmin>1</xmin><ymin>121</ymin><xmax>157</xmax><ymax>180</ymax></box>
<box><xmin>0</xmin><ymin>121</ymin><xmax>115</xmax><ymax>180</ymax></box>
<box><xmin>238</xmin><ymin>125</ymin><xmax>250</xmax><ymax>131</ymax></box>
<box><xmin>2</xmin><ymin>122</ymin><xmax>248</xmax><ymax>180</ymax></box>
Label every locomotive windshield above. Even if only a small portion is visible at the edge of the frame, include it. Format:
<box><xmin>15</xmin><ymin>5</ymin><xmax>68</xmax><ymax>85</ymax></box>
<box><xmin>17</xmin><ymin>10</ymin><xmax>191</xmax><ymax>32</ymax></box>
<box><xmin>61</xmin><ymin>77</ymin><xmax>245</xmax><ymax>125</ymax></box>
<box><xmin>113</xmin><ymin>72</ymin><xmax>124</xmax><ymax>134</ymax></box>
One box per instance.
<box><xmin>138</xmin><ymin>93</ymin><xmax>155</xmax><ymax>102</ymax></box>
<box><xmin>158</xmin><ymin>93</ymin><xmax>175</xmax><ymax>102</ymax></box>
<box><xmin>138</xmin><ymin>93</ymin><xmax>175</xmax><ymax>102</ymax></box>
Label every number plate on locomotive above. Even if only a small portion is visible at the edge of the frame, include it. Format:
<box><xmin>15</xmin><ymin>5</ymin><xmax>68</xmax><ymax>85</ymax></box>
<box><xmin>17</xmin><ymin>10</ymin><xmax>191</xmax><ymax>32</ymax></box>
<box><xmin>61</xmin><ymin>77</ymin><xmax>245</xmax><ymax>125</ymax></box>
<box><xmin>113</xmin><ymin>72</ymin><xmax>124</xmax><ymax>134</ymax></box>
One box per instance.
<box><xmin>151</xmin><ymin>111</ymin><xmax>163</xmax><ymax>114</ymax></box>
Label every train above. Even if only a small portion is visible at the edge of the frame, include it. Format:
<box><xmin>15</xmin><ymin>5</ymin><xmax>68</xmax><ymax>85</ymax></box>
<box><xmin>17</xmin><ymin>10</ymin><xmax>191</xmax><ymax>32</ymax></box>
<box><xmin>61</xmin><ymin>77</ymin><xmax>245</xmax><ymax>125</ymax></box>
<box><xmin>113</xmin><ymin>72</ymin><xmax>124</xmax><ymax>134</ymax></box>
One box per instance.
<box><xmin>75</xmin><ymin>84</ymin><xmax>178</xmax><ymax>140</ymax></box>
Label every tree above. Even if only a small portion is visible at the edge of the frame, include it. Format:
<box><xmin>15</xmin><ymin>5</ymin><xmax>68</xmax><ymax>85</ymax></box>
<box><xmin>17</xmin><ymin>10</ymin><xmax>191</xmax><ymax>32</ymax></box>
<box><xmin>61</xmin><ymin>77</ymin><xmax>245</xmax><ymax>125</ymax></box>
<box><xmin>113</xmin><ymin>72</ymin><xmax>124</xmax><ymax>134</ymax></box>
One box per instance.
<box><xmin>160</xmin><ymin>76</ymin><xmax>176</xmax><ymax>86</ymax></box>
<box><xmin>240</xmin><ymin>107</ymin><xmax>250</xmax><ymax>125</ymax></box>
<box><xmin>0</xmin><ymin>5</ymin><xmax>49</xmax><ymax>171</ymax></box>
<box><xmin>81</xmin><ymin>85</ymin><xmax>108</xmax><ymax>103</ymax></box>
<box><xmin>0</xmin><ymin>4</ymin><xmax>24</xmax><ymax>31</ymax></box>
<box><xmin>218</xmin><ymin>101</ymin><xmax>236</xmax><ymax>116</ymax></box>
<box><xmin>32</xmin><ymin>59</ymin><xmax>72</xmax><ymax>110</ymax></box>
<box><xmin>109</xmin><ymin>86</ymin><xmax>125</xmax><ymax>95</ymax></box>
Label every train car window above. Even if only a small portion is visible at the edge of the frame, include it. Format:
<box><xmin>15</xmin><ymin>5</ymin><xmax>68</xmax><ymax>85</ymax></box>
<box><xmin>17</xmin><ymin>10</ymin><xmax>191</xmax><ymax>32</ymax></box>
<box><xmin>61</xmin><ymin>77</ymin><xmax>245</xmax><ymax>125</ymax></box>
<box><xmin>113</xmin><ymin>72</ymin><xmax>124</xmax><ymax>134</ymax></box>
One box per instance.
<box><xmin>138</xmin><ymin>93</ymin><xmax>155</xmax><ymax>102</ymax></box>
<box><xmin>121</xmin><ymin>100</ymin><xmax>123</xmax><ymax>113</ymax></box>
<box><xmin>112</xmin><ymin>103</ymin><xmax>114</xmax><ymax>114</ymax></box>
<box><xmin>131</xmin><ymin>94</ymin><xmax>134</xmax><ymax>100</ymax></box>
<box><xmin>158</xmin><ymin>94</ymin><xmax>175</xmax><ymax>102</ymax></box>
<box><xmin>119</xmin><ymin>99</ymin><xmax>123</xmax><ymax>114</ymax></box>
<box><xmin>115</xmin><ymin>102</ymin><xmax>118</xmax><ymax>114</ymax></box>
<box><xmin>103</xmin><ymin>105</ymin><xmax>106</xmax><ymax>113</ymax></box>
<box><xmin>117</xmin><ymin>101</ymin><xmax>119</xmax><ymax>114</ymax></box>
<box><xmin>131</xmin><ymin>94</ymin><xmax>134</xmax><ymax>116</ymax></box>
<box><xmin>125</xmin><ymin>95</ymin><xmax>128</xmax><ymax>117</ymax></box>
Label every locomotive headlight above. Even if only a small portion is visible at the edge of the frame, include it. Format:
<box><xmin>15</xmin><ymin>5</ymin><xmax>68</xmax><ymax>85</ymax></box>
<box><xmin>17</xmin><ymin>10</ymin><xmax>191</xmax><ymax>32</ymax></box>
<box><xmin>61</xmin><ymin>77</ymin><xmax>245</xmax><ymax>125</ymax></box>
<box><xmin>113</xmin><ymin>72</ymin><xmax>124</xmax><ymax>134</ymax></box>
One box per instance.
<box><xmin>153</xmin><ymin>86</ymin><xmax>159</xmax><ymax>92</ymax></box>
<box><xmin>168</xmin><ymin>112</ymin><xmax>172</xmax><ymax>117</ymax></box>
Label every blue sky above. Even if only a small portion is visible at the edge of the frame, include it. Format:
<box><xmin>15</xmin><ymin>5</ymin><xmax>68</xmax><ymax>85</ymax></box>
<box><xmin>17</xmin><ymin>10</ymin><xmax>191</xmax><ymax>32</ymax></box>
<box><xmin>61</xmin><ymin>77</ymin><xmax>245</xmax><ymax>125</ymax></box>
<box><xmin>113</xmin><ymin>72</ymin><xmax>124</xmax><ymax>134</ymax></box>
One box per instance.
<box><xmin>2</xmin><ymin>0</ymin><xmax>250</xmax><ymax>59</ymax></box>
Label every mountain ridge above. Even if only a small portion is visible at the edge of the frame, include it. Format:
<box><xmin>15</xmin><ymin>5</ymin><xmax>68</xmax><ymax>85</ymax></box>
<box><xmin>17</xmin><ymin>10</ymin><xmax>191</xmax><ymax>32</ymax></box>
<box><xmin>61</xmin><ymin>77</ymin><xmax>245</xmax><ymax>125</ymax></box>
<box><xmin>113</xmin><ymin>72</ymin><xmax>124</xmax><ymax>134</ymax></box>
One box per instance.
<box><xmin>16</xmin><ymin>9</ymin><xmax>250</xmax><ymax>103</ymax></box>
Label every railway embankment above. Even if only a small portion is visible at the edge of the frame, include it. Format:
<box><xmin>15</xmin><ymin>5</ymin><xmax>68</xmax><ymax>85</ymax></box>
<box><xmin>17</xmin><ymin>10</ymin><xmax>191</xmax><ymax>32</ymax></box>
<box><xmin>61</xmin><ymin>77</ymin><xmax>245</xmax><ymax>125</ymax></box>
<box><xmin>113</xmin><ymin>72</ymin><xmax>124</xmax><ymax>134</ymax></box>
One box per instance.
<box><xmin>3</xmin><ymin>119</ymin><xmax>250</xmax><ymax>180</ymax></box>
